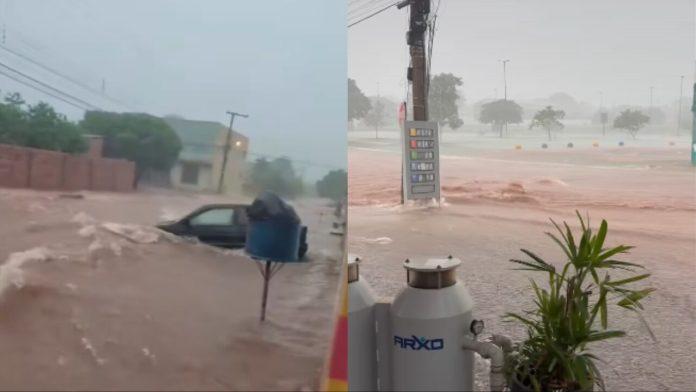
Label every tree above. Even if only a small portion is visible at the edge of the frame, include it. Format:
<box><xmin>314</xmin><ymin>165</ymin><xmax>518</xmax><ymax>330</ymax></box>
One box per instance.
<box><xmin>364</xmin><ymin>98</ymin><xmax>386</xmax><ymax>138</ymax></box>
<box><xmin>0</xmin><ymin>92</ymin><xmax>86</xmax><ymax>153</ymax></box>
<box><xmin>80</xmin><ymin>111</ymin><xmax>182</xmax><ymax>186</ymax></box>
<box><xmin>428</xmin><ymin>73</ymin><xmax>464</xmax><ymax>130</ymax></box>
<box><xmin>613</xmin><ymin>109</ymin><xmax>649</xmax><ymax>139</ymax></box>
<box><xmin>530</xmin><ymin>106</ymin><xmax>565</xmax><ymax>141</ymax></box>
<box><xmin>315</xmin><ymin>169</ymin><xmax>347</xmax><ymax>202</ymax></box>
<box><xmin>4</xmin><ymin>92</ymin><xmax>25</xmax><ymax>107</ymax></box>
<box><xmin>244</xmin><ymin>157</ymin><xmax>304</xmax><ymax>199</ymax></box>
<box><xmin>348</xmin><ymin>78</ymin><xmax>371</xmax><ymax>126</ymax></box>
<box><xmin>478</xmin><ymin>99</ymin><xmax>523</xmax><ymax>137</ymax></box>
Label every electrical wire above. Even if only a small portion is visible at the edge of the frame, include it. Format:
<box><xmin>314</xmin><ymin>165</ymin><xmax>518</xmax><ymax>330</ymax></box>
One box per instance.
<box><xmin>0</xmin><ymin>43</ymin><xmax>135</xmax><ymax>111</ymax></box>
<box><xmin>348</xmin><ymin>0</ymin><xmax>393</xmax><ymax>19</ymax></box>
<box><xmin>0</xmin><ymin>68</ymin><xmax>92</xmax><ymax>110</ymax></box>
<box><xmin>425</xmin><ymin>0</ymin><xmax>441</xmax><ymax>99</ymax></box>
<box><xmin>0</xmin><ymin>60</ymin><xmax>102</xmax><ymax>110</ymax></box>
<box><xmin>348</xmin><ymin>0</ymin><xmax>401</xmax><ymax>28</ymax></box>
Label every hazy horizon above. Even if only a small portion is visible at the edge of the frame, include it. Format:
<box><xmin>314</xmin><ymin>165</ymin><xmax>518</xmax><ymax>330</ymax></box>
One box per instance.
<box><xmin>349</xmin><ymin>0</ymin><xmax>694</xmax><ymax>109</ymax></box>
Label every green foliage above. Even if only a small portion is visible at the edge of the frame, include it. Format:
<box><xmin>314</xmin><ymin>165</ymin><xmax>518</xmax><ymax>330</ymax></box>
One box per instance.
<box><xmin>244</xmin><ymin>157</ymin><xmax>304</xmax><ymax>199</ymax></box>
<box><xmin>479</xmin><ymin>99</ymin><xmax>523</xmax><ymax>137</ymax></box>
<box><xmin>0</xmin><ymin>92</ymin><xmax>86</xmax><ymax>153</ymax></box>
<box><xmin>348</xmin><ymin>78</ymin><xmax>371</xmax><ymax>122</ymax></box>
<box><xmin>80</xmin><ymin>111</ymin><xmax>182</xmax><ymax>183</ymax></box>
<box><xmin>530</xmin><ymin>106</ymin><xmax>565</xmax><ymax>141</ymax></box>
<box><xmin>315</xmin><ymin>169</ymin><xmax>347</xmax><ymax>202</ymax></box>
<box><xmin>505</xmin><ymin>212</ymin><xmax>654</xmax><ymax>392</ymax></box>
<box><xmin>428</xmin><ymin>73</ymin><xmax>464</xmax><ymax>130</ymax></box>
<box><xmin>612</xmin><ymin>109</ymin><xmax>649</xmax><ymax>139</ymax></box>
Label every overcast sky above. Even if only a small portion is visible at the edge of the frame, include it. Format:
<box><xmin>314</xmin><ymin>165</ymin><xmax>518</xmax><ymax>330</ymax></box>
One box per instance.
<box><xmin>0</xmin><ymin>0</ymin><xmax>346</xmax><ymax>179</ymax></box>
<box><xmin>349</xmin><ymin>0</ymin><xmax>694</xmax><ymax>108</ymax></box>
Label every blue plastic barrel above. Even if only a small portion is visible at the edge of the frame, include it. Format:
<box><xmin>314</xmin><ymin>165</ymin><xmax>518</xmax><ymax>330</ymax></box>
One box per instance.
<box><xmin>246</xmin><ymin>218</ymin><xmax>301</xmax><ymax>262</ymax></box>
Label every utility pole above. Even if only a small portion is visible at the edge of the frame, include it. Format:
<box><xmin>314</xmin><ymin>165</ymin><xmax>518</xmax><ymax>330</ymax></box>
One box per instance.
<box><xmin>649</xmin><ymin>86</ymin><xmax>654</xmax><ymax>109</ymax></box>
<box><xmin>218</xmin><ymin>111</ymin><xmax>248</xmax><ymax>194</ymax></box>
<box><xmin>101</xmin><ymin>78</ymin><xmax>106</xmax><ymax>94</ymax></box>
<box><xmin>678</xmin><ymin>75</ymin><xmax>684</xmax><ymax>135</ymax></box>
<box><xmin>398</xmin><ymin>0</ymin><xmax>431</xmax><ymax>205</ymax></box>
<box><xmin>399</xmin><ymin>0</ymin><xmax>430</xmax><ymax>122</ymax></box>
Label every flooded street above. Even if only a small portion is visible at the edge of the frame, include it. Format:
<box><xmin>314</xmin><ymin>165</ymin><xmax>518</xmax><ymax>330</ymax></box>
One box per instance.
<box><xmin>348</xmin><ymin>131</ymin><xmax>695</xmax><ymax>391</ymax></box>
<box><xmin>0</xmin><ymin>188</ymin><xmax>343</xmax><ymax>391</ymax></box>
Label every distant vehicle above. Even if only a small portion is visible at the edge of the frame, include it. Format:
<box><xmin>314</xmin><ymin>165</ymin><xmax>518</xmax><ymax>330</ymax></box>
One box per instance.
<box><xmin>156</xmin><ymin>204</ymin><xmax>308</xmax><ymax>259</ymax></box>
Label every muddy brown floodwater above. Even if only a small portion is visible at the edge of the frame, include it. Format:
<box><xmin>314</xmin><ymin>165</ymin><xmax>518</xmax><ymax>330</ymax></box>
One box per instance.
<box><xmin>0</xmin><ymin>188</ymin><xmax>343</xmax><ymax>391</ymax></box>
<box><xmin>348</xmin><ymin>136</ymin><xmax>695</xmax><ymax>391</ymax></box>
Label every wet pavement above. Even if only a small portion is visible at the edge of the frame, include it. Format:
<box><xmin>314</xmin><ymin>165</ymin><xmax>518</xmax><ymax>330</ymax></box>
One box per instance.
<box><xmin>348</xmin><ymin>132</ymin><xmax>695</xmax><ymax>391</ymax></box>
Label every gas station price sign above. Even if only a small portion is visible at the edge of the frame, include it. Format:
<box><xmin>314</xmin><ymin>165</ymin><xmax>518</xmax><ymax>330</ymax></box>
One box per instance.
<box><xmin>402</xmin><ymin>120</ymin><xmax>440</xmax><ymax>201</ymax></box>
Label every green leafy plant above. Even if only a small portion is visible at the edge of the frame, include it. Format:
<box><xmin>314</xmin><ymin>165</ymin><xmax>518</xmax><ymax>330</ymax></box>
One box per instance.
<box><xmin>504</xmin><ymin>212</ymin><xmax>654</xmax><ymax>392</ymax></box>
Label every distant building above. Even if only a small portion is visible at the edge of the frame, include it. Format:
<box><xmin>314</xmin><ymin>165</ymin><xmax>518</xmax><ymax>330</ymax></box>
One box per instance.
<box><xmin>164</xmin><ymin>117</ymin><xmax>249</xmax><ymax>193</ymax></box>
<box><xmin>83</xmin><ymin>134</ymin><xmax>104</xmax><ymax>158</ymax></box>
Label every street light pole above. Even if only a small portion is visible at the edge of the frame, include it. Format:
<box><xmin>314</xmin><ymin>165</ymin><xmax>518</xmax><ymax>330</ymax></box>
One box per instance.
<box><xmin>218</xmin><ymin>111</ymin><xmax>249</xmax><ymax>194</ymax></box>
<box><xmin>500</xmin><ymin>59</ymin><xmax>510</xmax><ymax>100</ymax></box>
<box><xmin>499</xmin><ymin>59</ymin><xmax>510</xmax><ymax>136</ymax></box>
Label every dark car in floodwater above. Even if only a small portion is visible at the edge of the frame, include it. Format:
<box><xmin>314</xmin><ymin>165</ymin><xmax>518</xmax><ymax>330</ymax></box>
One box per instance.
<box><xmin>156</xmin><ymin>204</ymin><xmax>308</xmax><ymax>259</ymax></box>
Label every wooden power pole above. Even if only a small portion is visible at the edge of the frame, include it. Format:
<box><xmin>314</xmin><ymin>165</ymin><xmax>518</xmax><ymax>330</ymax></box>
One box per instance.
<box><xmin>218</xmin><ymin>111</ymin><xmax>248</xmax><ymax>194</ymax></box>
<box><xmin>406</xmin><ymin>0</ymin><xmax>430</xmax><ymax>121</ymax></box>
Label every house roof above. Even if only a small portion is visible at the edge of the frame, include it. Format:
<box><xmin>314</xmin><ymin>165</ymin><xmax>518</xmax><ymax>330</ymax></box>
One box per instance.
<box><xmin>164</xmin><ymin>117</ymin><xmax>246</xmax><ymax>163</ymax></box>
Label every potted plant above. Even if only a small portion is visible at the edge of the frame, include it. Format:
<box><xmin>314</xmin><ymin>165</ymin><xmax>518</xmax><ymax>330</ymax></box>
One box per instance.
<box><xmin>503</xmin><ymin>212</ymin><xmax>654</xmax><ymax>392</ymax></box>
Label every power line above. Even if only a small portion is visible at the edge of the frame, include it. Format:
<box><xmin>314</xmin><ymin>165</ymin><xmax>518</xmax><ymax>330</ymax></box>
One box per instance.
<box><xmin>348</xmin><ymin>1</ymin><xmax>401</xmax><ymax>28</ymax></box>
<box><xmin>0</xmin><ymin>60</ymin><xmax>102</xmax><ymax>110</ymax></box>
<box><xmin>349</xmin><ymin>0</ymin><xmax>393</xmax><ymax>18</ymax></box>
<box><xmin>0</xmin><ymin>68</ymin><xmax>91</xmax><ymax>110</ymax></box>
<box><xmin>0</xmin><ymin>43</ymin><xmax>134</xmax><ymax>111</ymax></box>
<box><xmin>349</xmin><ymin>0</ymin><xmax>396</xmax><ymax>24</ymax></box>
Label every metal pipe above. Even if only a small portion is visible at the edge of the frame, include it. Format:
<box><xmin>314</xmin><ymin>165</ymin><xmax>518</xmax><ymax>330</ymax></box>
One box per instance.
<box><xmin>462</xmin><ymin>337</ymin><xmax>506</xmax><ymax>392</ymax></box>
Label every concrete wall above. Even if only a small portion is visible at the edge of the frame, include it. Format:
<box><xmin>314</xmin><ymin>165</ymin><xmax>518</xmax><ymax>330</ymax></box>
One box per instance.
<box><xmin>0</xmin><ymin>143</ymin><xmax>135</xmax><ymax>192</ymax></box>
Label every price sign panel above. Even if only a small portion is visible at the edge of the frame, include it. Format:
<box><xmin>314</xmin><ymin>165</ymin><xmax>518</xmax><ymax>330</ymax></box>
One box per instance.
<box><xmin>402</xmin><ymin>120</ymin><xmax>440</xmax><ymax>201</ymax></box>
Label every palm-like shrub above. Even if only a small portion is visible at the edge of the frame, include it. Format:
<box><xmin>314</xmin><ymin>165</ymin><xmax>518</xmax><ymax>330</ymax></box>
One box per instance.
<box><xmin>505</xmin><ymin>212</ymin><xmax>654</xmax><ymax>392</ymax></box>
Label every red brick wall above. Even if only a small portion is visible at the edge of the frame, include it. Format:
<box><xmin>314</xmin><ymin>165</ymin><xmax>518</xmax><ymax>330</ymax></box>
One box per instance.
<box><xmin>90</xmin><ymin>158</ymin><xmax>116</xmax><ymax>191</ymax></box>
<box><xmin>113</xmin><ymin>160</ymin><xmax>136</xmax><ymax>191</ymax></box>
<box><xmin>0</xmin><ymin>143</ymin><xmax>135</xmax><ymax>192</ymax></box>
<box><xmin>64</xmin><ymin>155</ymin><xmax>91</xmax><ymax>190</ymax></box>
<box><xmin>28</xmin><ymin>149</ymin><xmax>64</xmax><ymax>189</ymax></box>
<box><xmin>0</xmin><ymin>145</ymin><xmax>30</xmax><ymax>188</ymax></box>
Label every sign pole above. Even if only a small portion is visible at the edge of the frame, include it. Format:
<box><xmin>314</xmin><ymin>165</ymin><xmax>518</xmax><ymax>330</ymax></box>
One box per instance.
<box><xmin>255</xmin><ymin>260</ymin><xmax>285</xmax><ymax>322</ymax></box>
<box><xmin>260</xmin><ymin>260</ymin><xmax>271</xmax><ymax>321</ymax></box>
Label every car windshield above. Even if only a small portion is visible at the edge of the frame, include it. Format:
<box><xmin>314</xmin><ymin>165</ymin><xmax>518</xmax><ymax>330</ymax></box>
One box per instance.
<box><xmin>189</xmin><ymin>208</ymin><xmax>235</xmax><ymax>226</ymax></box>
